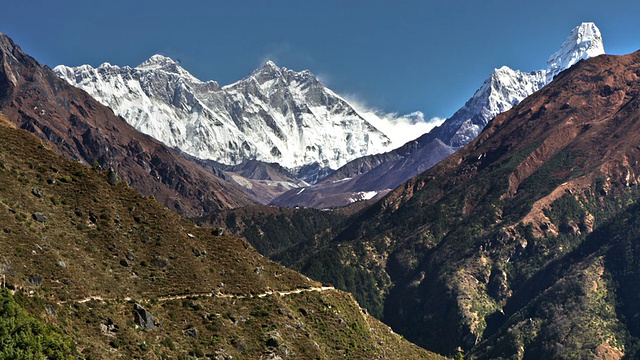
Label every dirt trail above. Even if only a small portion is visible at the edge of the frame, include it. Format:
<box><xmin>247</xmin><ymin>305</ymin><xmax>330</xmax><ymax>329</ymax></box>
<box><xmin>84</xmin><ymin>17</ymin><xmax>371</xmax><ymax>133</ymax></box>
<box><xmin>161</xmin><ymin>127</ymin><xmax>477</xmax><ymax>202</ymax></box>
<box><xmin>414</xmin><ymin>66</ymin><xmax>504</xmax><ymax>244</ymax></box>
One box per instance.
<box><xmin>58</xmin><ymin>286</ymin><xmax>335</xmax><ymax>305</ymax></box>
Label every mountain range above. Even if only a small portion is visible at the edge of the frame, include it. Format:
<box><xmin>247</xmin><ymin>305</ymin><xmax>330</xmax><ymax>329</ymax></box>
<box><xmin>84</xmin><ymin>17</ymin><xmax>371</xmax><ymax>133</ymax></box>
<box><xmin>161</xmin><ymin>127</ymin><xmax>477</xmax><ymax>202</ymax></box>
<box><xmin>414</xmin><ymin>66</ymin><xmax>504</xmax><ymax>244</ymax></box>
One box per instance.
<box><xmin>55</xmin><ymin>56</ymin><xmax>401</xmax><ymax>184</ymax></box>
<box><xmin>54</xmin><ymin>23</ymin><xmax>604</xmax><ymax>209</ymax></box>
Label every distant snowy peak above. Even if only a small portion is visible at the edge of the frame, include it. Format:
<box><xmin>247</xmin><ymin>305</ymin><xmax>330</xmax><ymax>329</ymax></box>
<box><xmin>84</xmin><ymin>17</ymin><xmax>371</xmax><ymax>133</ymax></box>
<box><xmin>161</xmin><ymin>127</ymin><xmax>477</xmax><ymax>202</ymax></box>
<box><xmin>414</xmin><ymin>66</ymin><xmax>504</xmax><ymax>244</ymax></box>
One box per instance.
<box><xmin>442</xmin><ymin>66</ymin><xmax>546</xmax><ymax>148</ymax></box>
<box><xmin>137</xmin><ymin>54</ymin><xmax>179</xmax><ymax>69</ymax></box>
<box><xmin>440</xmin><ymin>22</ymin><xmax>605</xmax><ymax>148</ymax></box>
<box><xmin>135</xmin><ymin>54</ymin><xmax>205</xmax><ymax>83</ymax></box>
<box><xmin>483</xmin><ymin>66</ymin><xmax>547</xmax><ymax>116</ymax></box>
<box><xmin>234</xmin><ymin>60</ymin><xmax>282</xmax><ymax>86</ymax></box>
<box><xmin>218</xmin><ymin>60</ymin><xmax>392</xmax><ymax>171</ymax></box>
<box><xmin>546</xmin><ymin>22</ymin><xmax>604</xmax><ymax>83</ymax></box>
<box><xmin>55</xmin><ymin>57</ymin><xmax>392</xmax><ymax>179</ymax></box>
<box><xmin>230</xmin><ymin>61</ymin><xmax>334</xmax><ymax>101</ymax></box>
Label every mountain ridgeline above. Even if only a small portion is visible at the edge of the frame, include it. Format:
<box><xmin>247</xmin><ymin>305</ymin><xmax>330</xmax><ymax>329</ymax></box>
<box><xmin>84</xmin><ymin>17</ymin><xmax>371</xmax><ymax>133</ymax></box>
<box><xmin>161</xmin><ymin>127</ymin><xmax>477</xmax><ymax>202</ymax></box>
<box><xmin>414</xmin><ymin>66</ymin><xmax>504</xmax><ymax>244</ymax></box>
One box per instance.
<box><xmin>54</xmin><ymin>57</ymin><xmax>394</xmax><ymax>183</ymax></box>
<box><xmin>279</xmin><ymin>51</ymin><xmax>640</xmax><ymax>358</ymax></box>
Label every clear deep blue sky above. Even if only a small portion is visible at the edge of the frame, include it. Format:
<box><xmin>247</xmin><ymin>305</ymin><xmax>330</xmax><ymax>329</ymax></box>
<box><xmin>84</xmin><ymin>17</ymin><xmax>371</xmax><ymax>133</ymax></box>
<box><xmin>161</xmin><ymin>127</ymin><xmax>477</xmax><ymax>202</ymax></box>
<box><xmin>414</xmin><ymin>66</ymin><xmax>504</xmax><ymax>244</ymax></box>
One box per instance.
<box><xmin>2</xmin><ymin>0</ymin><xmax>639</xmax><ymax>119</ymax></box>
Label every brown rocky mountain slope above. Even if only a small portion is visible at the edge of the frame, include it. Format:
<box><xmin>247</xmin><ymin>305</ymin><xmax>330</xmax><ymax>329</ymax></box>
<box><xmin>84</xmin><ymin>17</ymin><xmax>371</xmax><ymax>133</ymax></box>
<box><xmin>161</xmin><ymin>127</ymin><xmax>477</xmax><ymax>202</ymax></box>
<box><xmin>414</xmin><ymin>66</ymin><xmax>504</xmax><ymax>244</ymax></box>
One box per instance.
<box><xmin>0</xmin><ymin>111</ymin><xmax>441</xmax><ymax>359</ymax></box>
<box><xmin>279</xmin><ymin>51</ymin><xmax>640</xmax><ymax>358</ymax></box>
<box><xmin>0</xmin><ymin>33</ymin><xmax>255</xmax><ymax>218</ymax></box>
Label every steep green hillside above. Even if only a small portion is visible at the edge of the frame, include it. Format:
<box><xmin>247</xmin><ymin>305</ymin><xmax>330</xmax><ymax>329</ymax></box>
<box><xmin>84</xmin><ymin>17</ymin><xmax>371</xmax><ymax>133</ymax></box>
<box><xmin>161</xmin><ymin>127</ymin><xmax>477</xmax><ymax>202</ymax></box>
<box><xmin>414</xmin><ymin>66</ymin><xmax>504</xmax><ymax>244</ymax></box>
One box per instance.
<box><xmin>0</xmin><ymin>113</ymin><xmax>441</xmax><ymax>359</ymax></box>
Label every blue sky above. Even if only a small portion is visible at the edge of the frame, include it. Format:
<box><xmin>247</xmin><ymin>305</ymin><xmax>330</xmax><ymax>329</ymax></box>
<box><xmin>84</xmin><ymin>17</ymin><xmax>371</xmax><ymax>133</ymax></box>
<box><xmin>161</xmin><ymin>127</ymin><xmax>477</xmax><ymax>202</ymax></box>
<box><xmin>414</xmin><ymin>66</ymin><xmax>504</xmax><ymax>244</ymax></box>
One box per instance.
<box><xmin>2</xmin><ymin>0</ymin><xmax>639</xmax><ymax>119</ymax></box>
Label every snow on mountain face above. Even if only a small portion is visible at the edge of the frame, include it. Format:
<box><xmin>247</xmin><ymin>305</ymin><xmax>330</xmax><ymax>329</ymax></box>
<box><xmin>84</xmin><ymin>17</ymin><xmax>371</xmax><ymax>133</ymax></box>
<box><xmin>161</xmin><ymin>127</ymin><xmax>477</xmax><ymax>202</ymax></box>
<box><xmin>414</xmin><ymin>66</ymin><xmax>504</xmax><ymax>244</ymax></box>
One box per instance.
<box><xmin>546</xmin><ymin>22</ymin><xmax>604</xmax><ymax>83</ymax></box>
<box><xmin>441</xmin><ymin>22</ymin><xmax>605</xmax><ymax>148</ymax></box>
<box><xmin>54</xmin><ymin>58</ymin><xmax>392</xmax><ymax>178</ymax></box>
<box><xmin>442</xmin><ymin>67</ymin><xmax>547</xmax><ymax>148</ymax></box>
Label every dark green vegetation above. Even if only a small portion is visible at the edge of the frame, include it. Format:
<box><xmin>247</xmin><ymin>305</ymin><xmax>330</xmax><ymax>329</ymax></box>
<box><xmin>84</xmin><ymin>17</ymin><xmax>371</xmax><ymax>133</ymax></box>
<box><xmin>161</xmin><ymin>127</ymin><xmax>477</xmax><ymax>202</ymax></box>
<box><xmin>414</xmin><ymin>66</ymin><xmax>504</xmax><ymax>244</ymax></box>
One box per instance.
<box><xmin>241</xmin><ymin>52</ymin><xmax>640</xmax><ymax>358</ymax></box>
<box><xmin>199</xmin><ymin>206</ymin><xmax>348</xmax><ymax>258</ymax></box>
<box><xmin>0</xmin><ymin>288</ymin><xmax>76</xmax><ymax>359</ymax></box>
<box><xmin>0</xmin><ymin>112</ymin><xmax>441</xmax><ymax>359</ymax></box>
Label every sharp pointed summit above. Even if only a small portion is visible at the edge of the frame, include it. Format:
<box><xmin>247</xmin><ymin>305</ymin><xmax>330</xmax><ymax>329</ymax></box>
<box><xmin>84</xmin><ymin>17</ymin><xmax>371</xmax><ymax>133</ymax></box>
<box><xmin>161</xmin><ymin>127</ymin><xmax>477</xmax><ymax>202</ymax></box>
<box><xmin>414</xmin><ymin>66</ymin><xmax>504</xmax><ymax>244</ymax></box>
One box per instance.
<box><xmin>438</xmin><ymin>22</ymin><xmax>605</xmax><ymax>149</ymax></box>
<box><xmin>248</xmin><ymin>60</ymin><xmax>317</xmax><ymax>86</ymax></box>
<box><xmin>546</xmin><ymin>22</ymin><xmax>605</xmax><ymax>82</ymax></box>
<box><xmin>248</xmin><ymin>59</ymin><xmax>284</xmax><ymax>84</ymax></box>
<box><xmin>133</xmin><ymin>54</ymin><xmax>200</xmax><ymax>81</ymax></box>
<box><xmin>137</xmin><ymin>54</ymin><xmax>180</xmax><ymax>69</ymax></box>
<box><xmin>263</xmin><ymin>59</ymin><xmax>279</xmax><ymax>69</ymax></box>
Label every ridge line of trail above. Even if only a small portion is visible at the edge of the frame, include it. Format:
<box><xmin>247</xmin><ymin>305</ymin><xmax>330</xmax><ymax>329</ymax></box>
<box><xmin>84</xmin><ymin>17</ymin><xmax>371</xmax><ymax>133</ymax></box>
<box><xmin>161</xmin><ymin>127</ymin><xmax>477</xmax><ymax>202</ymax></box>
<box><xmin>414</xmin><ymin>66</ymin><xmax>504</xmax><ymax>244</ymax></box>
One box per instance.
<box><xmin>57</xmin><ymin>286</ymin><xmax>335</xmax><ymax>305</ymax></box>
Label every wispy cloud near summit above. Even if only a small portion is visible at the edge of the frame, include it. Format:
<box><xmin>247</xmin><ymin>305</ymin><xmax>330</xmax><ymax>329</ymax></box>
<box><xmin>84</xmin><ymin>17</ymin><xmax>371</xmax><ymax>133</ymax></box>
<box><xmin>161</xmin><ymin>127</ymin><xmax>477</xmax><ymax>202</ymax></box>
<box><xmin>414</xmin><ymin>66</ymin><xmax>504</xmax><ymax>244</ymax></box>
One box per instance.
<box><xmin>344</xmin><ymin>94</ymin><xmax>444</xmax><ymax>147</ymax></box>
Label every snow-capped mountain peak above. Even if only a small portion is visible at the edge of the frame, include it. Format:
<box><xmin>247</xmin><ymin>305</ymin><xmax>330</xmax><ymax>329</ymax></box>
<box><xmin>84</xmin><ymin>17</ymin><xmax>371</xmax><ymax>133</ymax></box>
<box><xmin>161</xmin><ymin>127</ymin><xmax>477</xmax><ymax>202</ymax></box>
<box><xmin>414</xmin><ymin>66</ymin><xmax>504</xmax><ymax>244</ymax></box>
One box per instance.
<box><xmin>236</xmin><ymin>60</ymin><xmax>320</xmax><ymax>91</ymax></box>
<box><xmin>253</xmin><ymin>60</ymin><xmax>282</xmax><ymax>78</ymax></box>
<box><xmin>546</xmin><ymin>22</ymin><xmax>604</xmax><ymax>83</ymax></box>
<box><xmin>133</xmin><ymin>54</ymin><xmax>202</xmax><ymax>82</ymax></box>
<box><xmin>55</xmin><ymin>56</ymin><xmax>393</xmax><ymax>181</ymax></box>
<box><xmin>137</xmin><ymin>54</ymin><xmax>180</xmax><ymax>70</ymax></box>
<box><xmin>263</xmin><ymin>59</ymin><xmax>279</xmax><ymax>69</ymax></box>
<box><xmin>440</xmin><ymin>22</ymin><xmax>605</xmax><ymax>148</ymax></box>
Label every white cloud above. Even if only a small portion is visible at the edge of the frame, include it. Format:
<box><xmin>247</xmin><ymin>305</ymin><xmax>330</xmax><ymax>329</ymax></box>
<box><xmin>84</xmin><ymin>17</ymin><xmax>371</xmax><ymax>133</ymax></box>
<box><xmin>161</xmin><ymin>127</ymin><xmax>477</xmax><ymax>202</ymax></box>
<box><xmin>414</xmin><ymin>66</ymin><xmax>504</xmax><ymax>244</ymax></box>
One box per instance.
<box><xmin>343</xmin><ymin>94</ymin><xmax>445</xmax><ymax>147</ymax></box>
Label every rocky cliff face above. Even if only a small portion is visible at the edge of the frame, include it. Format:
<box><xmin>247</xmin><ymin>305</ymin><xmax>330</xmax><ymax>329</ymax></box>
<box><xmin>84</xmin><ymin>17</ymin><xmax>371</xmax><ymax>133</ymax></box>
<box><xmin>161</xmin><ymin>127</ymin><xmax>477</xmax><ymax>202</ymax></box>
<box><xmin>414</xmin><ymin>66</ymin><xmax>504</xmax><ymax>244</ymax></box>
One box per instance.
<box><xmin>55</xmin><ymin>58</ymin><xmax>394</xmax><ymax>182</ymax></box>
<box><xmin>0</xmin><ymin>33</ymin><xmax>256</xmax><ymax>217</ymax></box>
